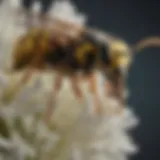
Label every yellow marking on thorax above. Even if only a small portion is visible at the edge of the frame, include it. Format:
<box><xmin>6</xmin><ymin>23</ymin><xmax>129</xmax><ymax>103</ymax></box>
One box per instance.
<box><xmin>75</xmin><ymin>42</ymin><xmax>96</xmax><ymax>63</ymax></box>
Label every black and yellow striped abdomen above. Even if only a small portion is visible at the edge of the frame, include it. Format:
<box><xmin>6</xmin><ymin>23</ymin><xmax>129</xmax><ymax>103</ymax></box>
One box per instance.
<box><xmin>12</xmin><ymin>29</ymin><xmax>52</xmax><ymax>70</ymax></box>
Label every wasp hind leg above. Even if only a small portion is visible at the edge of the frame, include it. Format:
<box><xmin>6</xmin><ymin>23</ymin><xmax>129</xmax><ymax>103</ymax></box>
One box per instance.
<box><xmin>1</xmin><ymin>68</ymin><xmax>35</xmax><ymax>104</ymax></box>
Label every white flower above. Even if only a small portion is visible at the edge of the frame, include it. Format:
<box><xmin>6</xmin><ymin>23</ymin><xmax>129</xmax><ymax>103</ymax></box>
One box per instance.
<box><xmin>50</xmin><ymin>0</ymin><xmax>87</xmax><ymax>27</ymax></box>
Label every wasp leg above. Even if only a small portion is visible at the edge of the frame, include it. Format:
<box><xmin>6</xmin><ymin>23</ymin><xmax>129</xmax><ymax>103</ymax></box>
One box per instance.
<box><xmin>105</xmin><ymin>73</ymin><xmax>125</xmax><ymax>115</ymax></box>
<box><xmin>21</xmin><ymin>68</ymin><xmax>35</xmax><ymax>84</ymax></box>
<box><xmin>2</xmin><ymin>68</ymin><xmax>35</xmax><ymax>104</ymax></box>
<box><xmin>15</xmin><ymin>68</ymin><xmax>36</xmax><ymax>95</ymax></box>
<box><xmin>88</xmin><ymin>72</ymin><xmax>101</xmax><ymax>114</ymax></box>
<box><xmin>17</xmin><ymin>44</ymin><xmax>46</xmax><ymax>89</ymax></box>
<box><xmin>70</xmin><ymin>74</ymin><xmax>84</xmax><ymax>104</ymax></box>
<box><xmin>45</xmin><ymin>72</ymin><xmax>63</xmax><ymax>123</ymax></box>
<box><xmin>104</xmin><ymin>80</ymin><xmax>114</xmax><ymax>97</ymax></box>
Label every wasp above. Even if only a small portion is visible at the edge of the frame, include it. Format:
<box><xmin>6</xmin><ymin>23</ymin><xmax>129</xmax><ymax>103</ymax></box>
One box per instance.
<box><xmin>6</xmin><ymin>21</ymin><xmax>160</xmax><ymax>122</ymax></box>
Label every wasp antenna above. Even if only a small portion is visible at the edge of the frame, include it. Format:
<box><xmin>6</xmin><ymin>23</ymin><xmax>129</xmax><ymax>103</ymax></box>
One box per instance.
<box><xmin>133</xmin><ymin>36</ymin><xmax>160</xmax><ymax>52</ymax></box>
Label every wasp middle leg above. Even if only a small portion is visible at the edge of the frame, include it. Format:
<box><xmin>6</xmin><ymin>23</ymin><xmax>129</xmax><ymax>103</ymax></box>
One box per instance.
<box><xmin>44</xmin><ymin>72</ymin><xmax>63</xmax><ymax>123</ymax></box>
<box><xmin>70</xmin><ymin>74</ymin><xmax>84</xmax><ymax>104</ymax></box>
<box><xmin>88</xmin><ymin>72</ymin><xmax>101</xmax><ymax>114</ymax></box>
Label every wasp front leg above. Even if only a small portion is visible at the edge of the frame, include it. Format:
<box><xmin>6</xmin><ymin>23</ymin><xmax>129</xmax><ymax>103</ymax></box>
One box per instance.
<box><xmin>88</xmin><ymin>72</ymin><xmax>101</xmax><ymax>114</ymax></box>
<box><xmin>45</xmin><ymin>72</ymin><xmax>63</xmax><ymax>123</ymax></box>
<box><xmin>105</xmin><ymin>69</ymin><xmax>125</xmax><ymax>114</ymax></box>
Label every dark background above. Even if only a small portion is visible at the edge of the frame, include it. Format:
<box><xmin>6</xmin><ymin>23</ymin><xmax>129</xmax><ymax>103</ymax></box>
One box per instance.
<box><xmin>34</xmin><ymin>0</ymin><xmax>160</xmax><ymax>159</ymax></box>
<box><xmin>72</xmin><ymin>1</ymin><xmax>160</xmax><ymax>160</ymax></box>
